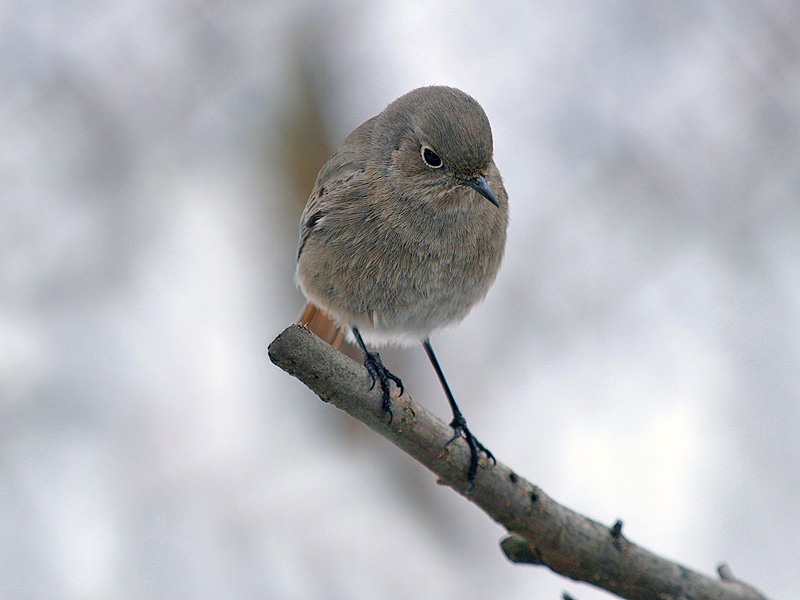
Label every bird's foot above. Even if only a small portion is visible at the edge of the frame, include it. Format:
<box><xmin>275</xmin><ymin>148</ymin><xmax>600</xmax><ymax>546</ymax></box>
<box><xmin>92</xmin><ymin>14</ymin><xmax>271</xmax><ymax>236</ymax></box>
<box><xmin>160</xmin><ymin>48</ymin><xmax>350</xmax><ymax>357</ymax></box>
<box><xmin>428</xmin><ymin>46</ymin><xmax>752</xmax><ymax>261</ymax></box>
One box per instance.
<box><xmin>448</xmin><ymin>414</ymin><xmax>495</xmax><ymax>491</ymax></box>
<box><xmin>363</xmin><ymin>350</ymin><xmax>404</xmax><ymax>423</ymax></box>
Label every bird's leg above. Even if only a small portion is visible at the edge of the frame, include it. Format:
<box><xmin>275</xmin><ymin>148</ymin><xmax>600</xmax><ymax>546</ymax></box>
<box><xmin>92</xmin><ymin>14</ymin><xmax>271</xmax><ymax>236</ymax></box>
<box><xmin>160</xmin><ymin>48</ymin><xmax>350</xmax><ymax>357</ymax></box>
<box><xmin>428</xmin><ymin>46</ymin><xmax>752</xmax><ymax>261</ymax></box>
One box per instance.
<box><xmin>352</xmin><ymin>327</ymin><xmax>404</xmax><ymax>423</ymax></box>
<box><xmin>423</xmin><ymin>339</ymin><xmax>494</xmax><ymax>491</ymax></box>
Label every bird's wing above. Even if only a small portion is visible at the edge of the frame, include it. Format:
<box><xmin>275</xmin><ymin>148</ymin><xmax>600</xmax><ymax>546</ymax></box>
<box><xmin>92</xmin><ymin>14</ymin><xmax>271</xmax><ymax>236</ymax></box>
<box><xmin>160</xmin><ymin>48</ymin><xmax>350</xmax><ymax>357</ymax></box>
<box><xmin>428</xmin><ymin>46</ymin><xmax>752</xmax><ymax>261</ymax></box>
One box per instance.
<box><xmin>297</xmin><ymin>116</ymin><xmax>376</xmax><ymax>261</ymax></box>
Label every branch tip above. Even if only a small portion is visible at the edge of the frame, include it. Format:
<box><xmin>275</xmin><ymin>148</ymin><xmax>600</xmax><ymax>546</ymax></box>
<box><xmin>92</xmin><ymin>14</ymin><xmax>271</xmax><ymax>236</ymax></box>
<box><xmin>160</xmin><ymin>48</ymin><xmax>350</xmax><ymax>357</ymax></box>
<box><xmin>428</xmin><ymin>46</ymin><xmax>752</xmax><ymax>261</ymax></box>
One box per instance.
<box><xmin>610</xmin><ymin>519</ymin><xmax>623</xmax><ymax>538</ymax></box>
<box><xmin>500</xmin><ymin>534</ymin><xmax>543</xmax><ymax>565</ymax></box>
<box><xmin>718</xmin><ymin>562</ymin><xmax>736</xmax><ymax>582</ymax></box>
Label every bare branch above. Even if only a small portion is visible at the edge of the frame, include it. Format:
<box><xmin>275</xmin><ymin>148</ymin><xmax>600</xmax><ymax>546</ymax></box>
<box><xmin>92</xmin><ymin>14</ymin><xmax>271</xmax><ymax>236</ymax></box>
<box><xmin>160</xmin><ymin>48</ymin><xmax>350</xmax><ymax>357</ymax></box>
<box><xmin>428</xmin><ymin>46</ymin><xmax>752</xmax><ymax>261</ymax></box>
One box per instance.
<box><xmin>268</xmin><ymin>324</ymin><xmax>771</xmax><ymax>600</ymax></box>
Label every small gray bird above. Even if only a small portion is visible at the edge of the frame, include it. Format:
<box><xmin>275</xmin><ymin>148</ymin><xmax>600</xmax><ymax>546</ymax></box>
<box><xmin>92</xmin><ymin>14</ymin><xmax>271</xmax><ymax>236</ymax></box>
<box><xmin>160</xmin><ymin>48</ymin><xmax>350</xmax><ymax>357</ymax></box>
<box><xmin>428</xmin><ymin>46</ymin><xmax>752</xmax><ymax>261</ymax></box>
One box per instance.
<box><xmin>296</xmin><ymin>86</ymin><xmax>508</xmax><ymax>486</ymax></box>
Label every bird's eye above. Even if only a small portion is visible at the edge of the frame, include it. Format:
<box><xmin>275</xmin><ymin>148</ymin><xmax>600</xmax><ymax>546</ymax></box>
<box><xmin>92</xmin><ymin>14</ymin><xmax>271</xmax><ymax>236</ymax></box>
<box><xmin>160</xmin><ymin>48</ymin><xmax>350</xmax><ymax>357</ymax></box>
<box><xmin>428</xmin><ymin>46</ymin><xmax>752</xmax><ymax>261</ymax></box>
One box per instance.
<box><xmin>421</xmin><ymin>145</ymin><xmax>443</xmax><ymax>168</ymax></box>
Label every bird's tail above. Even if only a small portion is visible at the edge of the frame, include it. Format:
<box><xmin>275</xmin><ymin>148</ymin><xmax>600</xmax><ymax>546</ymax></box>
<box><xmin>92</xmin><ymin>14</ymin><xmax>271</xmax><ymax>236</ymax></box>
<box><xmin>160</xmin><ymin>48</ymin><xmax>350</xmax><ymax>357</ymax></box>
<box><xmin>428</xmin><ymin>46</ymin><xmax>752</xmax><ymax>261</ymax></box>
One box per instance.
<box><xmin>297</xmin><ymin>302</ymin><xmax>344</xmax><ymax>348</ymax></box>
<box><xmin>297</xmin><ymin>303</ymin><xmax>363</xmax><ymax>360</ymax></box>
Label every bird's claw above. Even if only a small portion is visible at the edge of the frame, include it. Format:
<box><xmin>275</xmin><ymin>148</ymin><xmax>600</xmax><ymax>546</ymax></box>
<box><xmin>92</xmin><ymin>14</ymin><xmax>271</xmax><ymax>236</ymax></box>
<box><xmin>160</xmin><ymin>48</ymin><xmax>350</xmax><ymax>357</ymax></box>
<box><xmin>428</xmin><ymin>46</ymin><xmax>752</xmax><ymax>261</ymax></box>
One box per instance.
<box><xmin>362</xmin><ymin>350</ymin><xmax>403</xmax><ymax>423</ymax></box>
<box><xmin>448</xmin><ymin>416</ymin><xmax>494</xmax><ymax>491</ymax></box>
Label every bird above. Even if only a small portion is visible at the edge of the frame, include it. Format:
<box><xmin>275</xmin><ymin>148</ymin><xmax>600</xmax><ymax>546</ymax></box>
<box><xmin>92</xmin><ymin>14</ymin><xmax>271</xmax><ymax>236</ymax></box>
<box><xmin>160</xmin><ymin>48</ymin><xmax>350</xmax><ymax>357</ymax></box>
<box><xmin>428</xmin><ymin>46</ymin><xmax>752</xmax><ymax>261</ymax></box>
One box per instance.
<box><xmin>295</xmin><ymin>85</ymin><xmax>508</xmax><ymax>488</ymax></box>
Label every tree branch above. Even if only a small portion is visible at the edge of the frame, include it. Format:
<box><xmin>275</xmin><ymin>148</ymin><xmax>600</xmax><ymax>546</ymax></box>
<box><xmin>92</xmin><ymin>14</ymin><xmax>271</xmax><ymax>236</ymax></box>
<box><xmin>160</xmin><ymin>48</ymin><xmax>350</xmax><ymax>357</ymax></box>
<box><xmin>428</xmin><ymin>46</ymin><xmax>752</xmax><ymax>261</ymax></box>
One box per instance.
<box><xmin>268</xmin><ymin>324</ymin><xmax>771</xmax><ymax>600</ymax></box>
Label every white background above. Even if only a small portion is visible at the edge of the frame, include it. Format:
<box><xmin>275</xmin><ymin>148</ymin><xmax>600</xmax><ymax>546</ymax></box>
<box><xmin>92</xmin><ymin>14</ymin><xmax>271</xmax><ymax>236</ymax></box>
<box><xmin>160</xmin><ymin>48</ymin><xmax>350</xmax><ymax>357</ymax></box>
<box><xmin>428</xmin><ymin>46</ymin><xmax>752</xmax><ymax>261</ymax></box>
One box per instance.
<box><xmin>2</xmin><ymin>1</ymin><xmax>798</xmax><ymax>598</ymax></box>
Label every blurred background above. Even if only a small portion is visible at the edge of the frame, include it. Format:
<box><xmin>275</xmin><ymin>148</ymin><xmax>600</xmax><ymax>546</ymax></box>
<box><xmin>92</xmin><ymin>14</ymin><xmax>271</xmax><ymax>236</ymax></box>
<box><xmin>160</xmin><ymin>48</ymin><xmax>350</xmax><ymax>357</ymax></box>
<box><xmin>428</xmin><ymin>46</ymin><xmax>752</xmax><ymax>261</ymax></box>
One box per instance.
<box><xmin>2</xmin><ymin>1</ymin><xmax>799</xmax><ymax>598</ymax></box>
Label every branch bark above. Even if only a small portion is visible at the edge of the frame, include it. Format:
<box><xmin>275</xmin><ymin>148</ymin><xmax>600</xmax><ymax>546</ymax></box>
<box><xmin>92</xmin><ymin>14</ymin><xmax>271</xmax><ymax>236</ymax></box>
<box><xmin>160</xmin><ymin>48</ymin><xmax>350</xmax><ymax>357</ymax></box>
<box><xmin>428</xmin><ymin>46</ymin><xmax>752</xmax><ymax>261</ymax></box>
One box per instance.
<box><xmin>268</xmin><ymin>324</ymin><xmax>771</xmax><ymax>600</ymax></box>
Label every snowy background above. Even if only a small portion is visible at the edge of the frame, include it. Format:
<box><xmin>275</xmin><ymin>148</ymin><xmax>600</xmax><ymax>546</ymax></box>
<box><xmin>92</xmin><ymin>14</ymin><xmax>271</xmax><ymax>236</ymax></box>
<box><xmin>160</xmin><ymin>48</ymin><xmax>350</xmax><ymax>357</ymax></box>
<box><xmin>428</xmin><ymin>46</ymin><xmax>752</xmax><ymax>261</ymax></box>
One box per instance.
<box><xmin>2</xmin><ymin>1</ymin><xmax>799</xmax><ymax>598</ymax></box>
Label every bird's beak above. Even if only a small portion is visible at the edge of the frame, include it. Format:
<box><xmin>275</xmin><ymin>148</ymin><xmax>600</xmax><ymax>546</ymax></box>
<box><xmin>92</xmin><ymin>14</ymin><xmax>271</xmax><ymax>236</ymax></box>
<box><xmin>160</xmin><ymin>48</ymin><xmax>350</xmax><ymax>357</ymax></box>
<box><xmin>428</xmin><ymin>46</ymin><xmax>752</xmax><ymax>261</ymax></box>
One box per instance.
<box><xmin>465</xmin><ymin>175</ymin><xmax>499</xmax><ymax>206</ymax></box>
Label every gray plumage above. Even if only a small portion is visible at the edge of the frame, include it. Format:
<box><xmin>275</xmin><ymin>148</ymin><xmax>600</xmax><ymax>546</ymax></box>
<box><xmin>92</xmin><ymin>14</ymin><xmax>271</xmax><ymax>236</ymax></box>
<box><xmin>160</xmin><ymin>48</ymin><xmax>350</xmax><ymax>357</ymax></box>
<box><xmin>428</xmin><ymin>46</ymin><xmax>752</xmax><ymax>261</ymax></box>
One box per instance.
<box><xmin>296</xmin><ymin>85</ymin><xmax>509</xmax><ymax>345</ymax></box>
